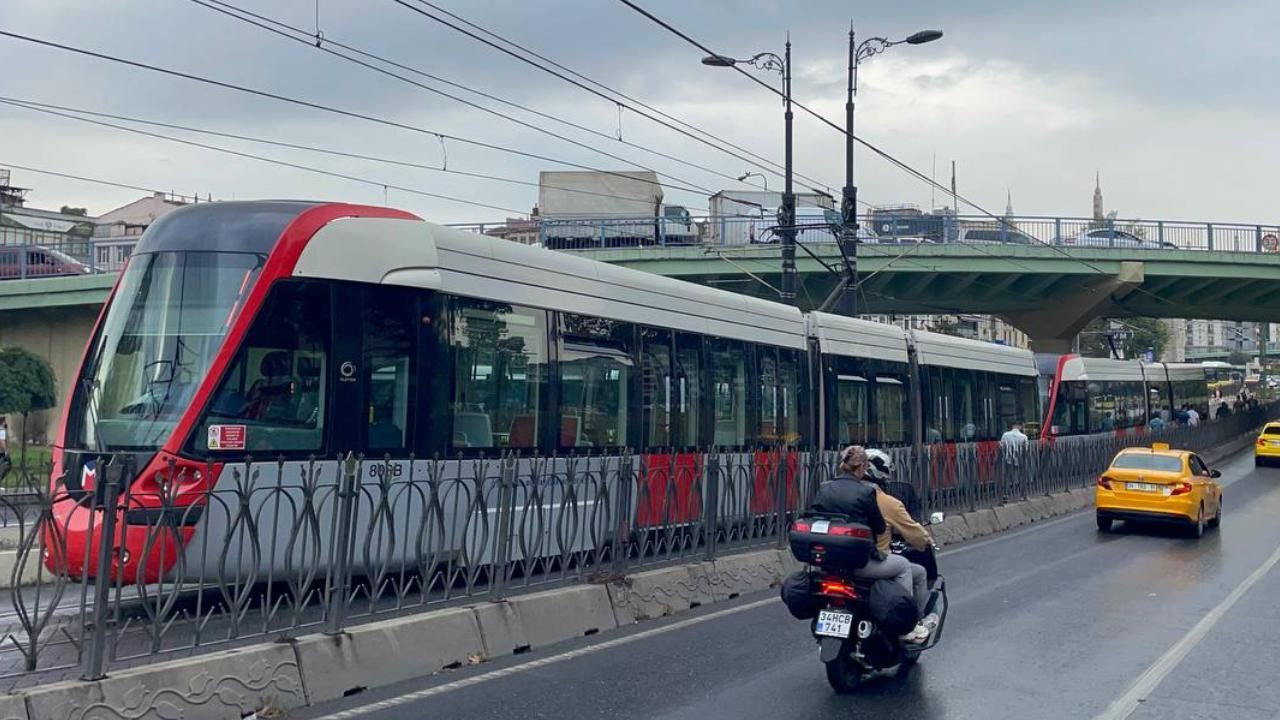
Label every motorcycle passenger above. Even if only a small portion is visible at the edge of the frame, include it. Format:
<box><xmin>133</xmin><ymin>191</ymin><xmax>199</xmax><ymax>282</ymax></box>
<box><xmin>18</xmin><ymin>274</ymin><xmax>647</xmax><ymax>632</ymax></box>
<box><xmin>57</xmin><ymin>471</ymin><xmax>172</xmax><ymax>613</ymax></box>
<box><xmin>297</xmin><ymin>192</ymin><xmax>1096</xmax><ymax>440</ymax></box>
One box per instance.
<box><xmin>865</xmin><ymin>449</ymin><xmax>939</xmax><ymax>638</ymax></box>
<box><xmin>808</xmin><ymin>445</ymin><xmax>932</xmax><ymax>644</ymax></box>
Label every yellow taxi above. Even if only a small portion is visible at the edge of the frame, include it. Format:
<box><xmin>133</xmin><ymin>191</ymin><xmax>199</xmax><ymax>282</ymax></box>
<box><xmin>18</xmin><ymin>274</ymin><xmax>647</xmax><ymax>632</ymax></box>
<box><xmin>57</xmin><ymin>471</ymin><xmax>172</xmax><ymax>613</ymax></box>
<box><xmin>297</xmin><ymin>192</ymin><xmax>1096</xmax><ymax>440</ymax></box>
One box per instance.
<box><xmin>1095</xmin><ymin>443</ymin><xmax>1222</xmax><ymax>538</ymax></box>
<box><xmin>1254</xmin><ymin>422</ymin><xmax>1280</xmax><ymax>466</ymax></box>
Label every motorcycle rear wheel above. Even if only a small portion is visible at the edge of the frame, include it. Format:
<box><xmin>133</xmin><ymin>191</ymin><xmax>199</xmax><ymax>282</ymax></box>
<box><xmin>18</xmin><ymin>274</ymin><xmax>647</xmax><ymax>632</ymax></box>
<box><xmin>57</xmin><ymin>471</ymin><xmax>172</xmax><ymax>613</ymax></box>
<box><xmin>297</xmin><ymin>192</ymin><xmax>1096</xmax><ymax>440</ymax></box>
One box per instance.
<box><xmin>824</xmin><ymin>654</ymin><xmax>865</xmax><ymax>694</ymax></box>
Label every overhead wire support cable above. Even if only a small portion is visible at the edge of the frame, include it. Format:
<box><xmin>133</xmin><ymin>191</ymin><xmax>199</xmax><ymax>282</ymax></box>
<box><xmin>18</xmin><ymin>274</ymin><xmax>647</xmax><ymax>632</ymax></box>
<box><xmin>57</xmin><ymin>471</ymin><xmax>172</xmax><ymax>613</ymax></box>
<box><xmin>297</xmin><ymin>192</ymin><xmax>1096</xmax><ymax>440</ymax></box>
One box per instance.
<box><xmin>192</xmin><ymin>0</ymin><xmax>752</xmax><ymax>193</ymax></box>
<box><xmin>389</xmin><ymin>0</ymin><xmax>835</xmax><ymax>193</ymax></box>
<box><xmin>186</xmin><ymin>0</ymin><xmax>724</xmax><ymax>197</ymax></box>
<box><xmin>0</xmin><ymin>95</ymin><xmax>692</xmax><ymax>206</ymax></box>
<box><xmin>403</xmin><ymin>0</ymin><xmax>812</xmax><ymax>187</ymax></box>
<box><xmin>0</xmin><ymin>29</ymin><xmax>710</xmax><ymax>198</ymax></box>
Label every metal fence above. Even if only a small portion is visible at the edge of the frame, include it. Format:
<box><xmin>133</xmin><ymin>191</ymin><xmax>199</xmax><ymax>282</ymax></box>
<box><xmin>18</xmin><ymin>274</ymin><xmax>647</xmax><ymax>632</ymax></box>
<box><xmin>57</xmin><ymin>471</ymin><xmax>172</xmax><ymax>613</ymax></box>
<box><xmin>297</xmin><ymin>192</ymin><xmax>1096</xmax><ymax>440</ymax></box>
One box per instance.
<box><xmin>513</xmin><ymin>214</ymin><xmax>1280</xmax><ymax>253</ymax></box>
<box><xmin>3</xmin><ymin>210</ymin><xmax>1278</xmax><ymax>281</ymax></box>
<box><xmin>0</xmin><ymin>406</ymin><xmax>1271</xmax><ymax>687</ymax></box>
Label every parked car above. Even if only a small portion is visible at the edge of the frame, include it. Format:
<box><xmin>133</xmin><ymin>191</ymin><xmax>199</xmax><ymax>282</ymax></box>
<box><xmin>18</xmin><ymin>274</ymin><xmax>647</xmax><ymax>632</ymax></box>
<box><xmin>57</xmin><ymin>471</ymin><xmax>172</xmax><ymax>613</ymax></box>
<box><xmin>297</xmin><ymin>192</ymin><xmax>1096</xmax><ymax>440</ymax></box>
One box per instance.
<box><xmin>1058</xmin><ymin>228</ymin><xmax>1176</xmax><ymax>249</ymax></box>
<box><xmin>955</xmin><ymin>227</ymin><xmax>1040</xmax><ymax>245</ymax></box>
<box><xmin>0</xmin><ymin>246</ymin><xmax>91</xmax><ymax>279</ymax></box>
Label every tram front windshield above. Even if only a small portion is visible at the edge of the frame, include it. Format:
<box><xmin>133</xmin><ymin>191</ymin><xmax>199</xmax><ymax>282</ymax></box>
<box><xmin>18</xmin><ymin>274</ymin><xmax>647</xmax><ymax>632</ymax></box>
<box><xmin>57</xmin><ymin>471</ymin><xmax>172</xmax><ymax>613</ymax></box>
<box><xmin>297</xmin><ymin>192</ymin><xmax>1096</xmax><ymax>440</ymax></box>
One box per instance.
<box><xmin>72</xmin><ymin>251</ymin><xmax>265</xmax><ymax>451</ymax></box>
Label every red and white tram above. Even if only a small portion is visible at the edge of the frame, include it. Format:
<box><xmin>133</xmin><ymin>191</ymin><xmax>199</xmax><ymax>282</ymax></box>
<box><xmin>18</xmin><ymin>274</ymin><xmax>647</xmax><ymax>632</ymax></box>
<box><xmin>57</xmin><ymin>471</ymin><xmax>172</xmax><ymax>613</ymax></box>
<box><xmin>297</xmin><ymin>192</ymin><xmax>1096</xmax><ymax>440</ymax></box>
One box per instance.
<box><xmin>48</xmin><ymin>200</ymin><xmax>1206</xmax><ymax>583</ymax></box>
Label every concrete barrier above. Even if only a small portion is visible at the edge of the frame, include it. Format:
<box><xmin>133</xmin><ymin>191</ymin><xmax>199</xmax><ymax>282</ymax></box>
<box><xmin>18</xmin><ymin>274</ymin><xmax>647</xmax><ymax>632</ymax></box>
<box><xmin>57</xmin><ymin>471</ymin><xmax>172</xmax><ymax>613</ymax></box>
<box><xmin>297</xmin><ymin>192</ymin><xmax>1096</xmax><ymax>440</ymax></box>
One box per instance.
<box><xmin>992</xmin><ymin>503</ymin><xmax>1029</xmax><ymax>531</ymax></box>
<box><xmin>0</xmin><ymin>550</ymin><xmax>42</xmax><ymax>589</ymax></box>
<box><xmin>608</xmin><ymin>565</ymin><xmax>713</xmax><ymax>624</ymax></box>
<box><xmin>471</xmin><ymin>601</ymin><xmax>528</xmax><ymax>658</ymax></box>
<box><xmin>24</xmin><ymin>643</ymin><xmax>304</xmax><ymax>720</ymax></box>
<box><xmin>294</xmin><ymin>607</ymin><xmax>483</xmax><ymax>704</ymax></box>
<box><xmin>961</xmin><ymin>508</ymin><xmax>999</xmax><ymax>537</ymax></box>
<box><xmin>707</xmin><ymin>549</ymin><xmax>784</xmax><ymax>600</ymax></box>
<box><xmin>507</xmin><ymin>584</ymin><xmax>618</xmax><ymax>647</ymax></box>
<box><xmin>932</xmin><ymin>515</ymin><xmax>970</xmax><ymax>546</ymax></box>
<box><xmin>0</xmin><ymin>695</ymin><xmax>24</xmax><ymax>720</ymax></box>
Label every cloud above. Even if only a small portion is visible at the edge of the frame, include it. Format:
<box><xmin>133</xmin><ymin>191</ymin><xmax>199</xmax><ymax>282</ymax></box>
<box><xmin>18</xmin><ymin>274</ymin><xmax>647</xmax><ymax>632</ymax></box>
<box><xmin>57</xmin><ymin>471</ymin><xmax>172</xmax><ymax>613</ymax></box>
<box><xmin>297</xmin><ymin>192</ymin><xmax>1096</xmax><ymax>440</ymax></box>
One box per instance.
<box><xmin>0</xmin><ymin>0</ymin><xmax>1277</xmax><ymax>225</ymax></box>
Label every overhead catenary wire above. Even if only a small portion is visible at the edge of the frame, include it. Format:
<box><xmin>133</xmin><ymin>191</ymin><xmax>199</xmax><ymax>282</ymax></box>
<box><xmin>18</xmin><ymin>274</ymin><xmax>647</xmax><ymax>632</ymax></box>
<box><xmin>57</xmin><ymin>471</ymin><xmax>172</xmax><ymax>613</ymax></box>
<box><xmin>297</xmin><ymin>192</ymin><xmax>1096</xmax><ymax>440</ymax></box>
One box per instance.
<box><xmin>400</xmin><ymin>0</ymin><xmax>819</xmax><ymax>190</ymax></box>
<box><xmin>185</xmin><ymin>0</ymin><xmax>726</xmax><ymax>199</ymax></box>
<box><xmin>0</xmin><ymin>96</ymin><xmax>707</xmax><ymax>209</ymax></box>
<box><xmin>191</xmin><ymin>0</ymin><xmax>757</xmax><ymax>195</ymax></box>
<box><xmin>0</xmin><ymin>101</ymin><xmax>525</xmax><ymax>214</ymax></box>
<box><xmin>389</xmin><ymin>0</ymin><xmax>836</xmax><ymax>194</ymax></box>
<box><xmin>614</xmin><ymin>0</ymin><xmax>1186</xmax><ymax>311</ymax></box>
<box><xmin>0</xmin><ymin>29</ymin><xmax>715</xmax><ymax>200</ymax></box>
<box><xmin>0</xmin><ymin>162</ymin><xmax>175</xmax><ymax>198</ymax></box>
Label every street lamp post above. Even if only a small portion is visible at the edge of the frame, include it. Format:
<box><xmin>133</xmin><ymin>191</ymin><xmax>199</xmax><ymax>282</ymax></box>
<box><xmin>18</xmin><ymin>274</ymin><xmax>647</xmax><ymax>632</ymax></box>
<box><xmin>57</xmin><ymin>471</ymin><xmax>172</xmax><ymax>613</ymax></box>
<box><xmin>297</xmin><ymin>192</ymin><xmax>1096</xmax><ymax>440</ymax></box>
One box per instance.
<box><xmin>822</xmin><ymin>25</ymin><xmax>942</xmax><ymax>315</ymax></box>
<box><xmin>703</xmin><ymin>43</ymin><xmax>796</xmax><ymax>303</ymax></box>
<box><xmin>737</xmin><ymin>171</ymin><xmax>768</xmax><ymax>192</ymax></box>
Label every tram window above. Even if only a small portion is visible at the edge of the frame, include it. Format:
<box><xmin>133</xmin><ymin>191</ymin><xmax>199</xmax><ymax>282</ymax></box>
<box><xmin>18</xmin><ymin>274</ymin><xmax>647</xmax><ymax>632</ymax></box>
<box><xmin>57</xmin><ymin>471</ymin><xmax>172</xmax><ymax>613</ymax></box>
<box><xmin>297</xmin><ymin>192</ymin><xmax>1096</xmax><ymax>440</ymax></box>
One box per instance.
<box><xmin>758</xmin><ymin>348</ymin><xmax>780</xmax><ymax>444</ymax></box>
<box><xmin>997</xmin><ymin>382</ymin><xmax>1018</xmax><ymax>430</ymax></box>
<box><xmin>835</xmin><ymin>375</ymin><xmax>868</xmax><ymax>445</ymax></box>
<box><xmin>876</xmin><ymin>376</ymin><xmax>907</xmax><ymax>445</ymax></box>
<box><xmin>363</xmin><ymin>287</ymin><xmax>416</xmax><ymax>451</ymax></box>
<box><xmin>1018</xmin><ymin>377</ymin><xmax>1039</xmax><ymax>432</ymax></box>
<box><xmin>675</xmin><ymin>335</ymin><xmax>702</xmax><ymax>447</ymax></box>
<box><xmin>449</xmin><ymin>299</ymin><xmax>547</xmax><ymax>450</ymax></box>
<box><xmin>955</xmin><ymin>372</ymin><xmax>977</xmax><ymax>441</ymax></box>
<box><xmin>195</xmin><ymin>280</ymin><xmax>330</xmax><ymax>453</ymax></box>
<box><xmin>710</xmin><ymin>338</ymin><xmax>747</xmax><ymax>447</ymax></box>
<box><xmin>779</xmin><ymin>350</ymin><xmax>802</xmax><ymax>444</ymax></box>
<box><xmin>640</xmin><ymin>328</ymin><xmax>672</xmax><ymax>448</ymax></box>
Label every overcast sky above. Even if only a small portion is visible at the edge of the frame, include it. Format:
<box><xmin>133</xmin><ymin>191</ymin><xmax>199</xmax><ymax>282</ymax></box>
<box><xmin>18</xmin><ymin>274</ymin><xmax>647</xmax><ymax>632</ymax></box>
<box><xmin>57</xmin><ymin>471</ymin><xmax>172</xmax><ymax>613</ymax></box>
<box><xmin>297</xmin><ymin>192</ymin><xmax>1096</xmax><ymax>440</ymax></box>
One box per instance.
<box><xmin>2</xmin><ymin>0</ymin><xmax>1277</xmax><ymax>224</ymax></box>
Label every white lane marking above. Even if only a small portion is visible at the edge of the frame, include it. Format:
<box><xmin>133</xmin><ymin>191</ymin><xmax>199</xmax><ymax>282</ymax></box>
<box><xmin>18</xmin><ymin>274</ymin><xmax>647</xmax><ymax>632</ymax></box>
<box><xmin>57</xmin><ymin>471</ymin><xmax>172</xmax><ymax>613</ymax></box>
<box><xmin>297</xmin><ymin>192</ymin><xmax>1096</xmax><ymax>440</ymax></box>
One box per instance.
<box><xmin>309</xmin><ymin>597</ymin><xmax>777</xmax><ymax>720</ymax></box>
<box><xmin>1093</xmin><ymin>540</ymin><xmax>1280</xmax><ymax>720</ymax></box>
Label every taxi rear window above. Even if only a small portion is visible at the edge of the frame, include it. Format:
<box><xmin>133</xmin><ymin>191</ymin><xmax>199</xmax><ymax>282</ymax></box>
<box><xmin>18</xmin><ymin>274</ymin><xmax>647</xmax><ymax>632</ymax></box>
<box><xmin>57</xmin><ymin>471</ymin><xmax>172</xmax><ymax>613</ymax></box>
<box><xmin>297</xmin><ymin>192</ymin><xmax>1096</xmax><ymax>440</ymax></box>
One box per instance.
<box><xmin>1264</xmin><ymin>427</ymin><xmax>1280</xmax><ymax>436</ymax></box>
<box><xmin>1111</xmin><ymin>454</ymin><xmax>1183</xmax><ymax>472</ymax></box>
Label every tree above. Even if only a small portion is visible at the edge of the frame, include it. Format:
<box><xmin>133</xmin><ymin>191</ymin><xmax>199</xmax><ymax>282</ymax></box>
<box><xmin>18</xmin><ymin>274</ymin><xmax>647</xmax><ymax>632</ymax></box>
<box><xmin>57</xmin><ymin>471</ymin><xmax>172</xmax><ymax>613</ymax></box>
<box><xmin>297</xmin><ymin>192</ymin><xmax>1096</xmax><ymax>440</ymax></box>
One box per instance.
<box><xmin>0</xmin><ymin>347</ymin><xmax>57</xmax><ymax>467</ymax></box>
<box><xmin>1228</xmin><ymin>350</ymin><xmax>1252</xmax><ymax>367</ymax></box>
<box><xmin>1078</xmin><ymin>317</ymin><xmax>1169</xmax><ymax>360</ymax></box>
<box><xmin>58</xmin><ymin>206</ymin><xmax>88</xmax><ymax>217</ymax></box>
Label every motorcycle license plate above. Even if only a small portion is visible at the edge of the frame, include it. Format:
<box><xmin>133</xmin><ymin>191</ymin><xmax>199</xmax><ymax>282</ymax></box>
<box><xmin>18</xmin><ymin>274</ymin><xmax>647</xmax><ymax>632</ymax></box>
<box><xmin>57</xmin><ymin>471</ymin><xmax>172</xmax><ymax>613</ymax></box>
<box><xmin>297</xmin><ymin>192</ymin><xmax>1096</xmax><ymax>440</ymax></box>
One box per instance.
<box><xmin>815</xmin><ymin>610</ymin><xmax>854</xmax><ymax>639</ymax></box>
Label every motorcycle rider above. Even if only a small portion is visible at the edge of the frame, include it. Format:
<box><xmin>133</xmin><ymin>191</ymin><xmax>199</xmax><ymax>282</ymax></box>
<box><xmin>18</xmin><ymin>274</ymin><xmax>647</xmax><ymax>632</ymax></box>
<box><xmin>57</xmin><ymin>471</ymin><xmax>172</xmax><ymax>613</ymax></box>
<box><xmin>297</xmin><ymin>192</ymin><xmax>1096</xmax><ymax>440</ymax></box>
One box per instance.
<box><xmin>808</xmin><ymin>445</ymin><xmax>933</xmax><ymax>644</ymax></box>
<box><xmin>865</xmin><ymin>449</ymin><xmax>940</xmax><ymax>639</ymax></box>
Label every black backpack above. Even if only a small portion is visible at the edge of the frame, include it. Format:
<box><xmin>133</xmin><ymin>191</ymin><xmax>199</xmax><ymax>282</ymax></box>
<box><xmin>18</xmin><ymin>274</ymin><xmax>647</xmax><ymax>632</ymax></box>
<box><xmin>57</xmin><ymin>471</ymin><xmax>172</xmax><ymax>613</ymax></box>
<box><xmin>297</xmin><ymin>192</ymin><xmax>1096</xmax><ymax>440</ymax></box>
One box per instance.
<box><xmin>779</xmin><ymin>570</ymin><xmax>819</xmax><ymax>620</ymax></box>
<box><xmin>867</xmin><ymin>579</ymin><xmax>918</xmax><ymax>637</ymax></box>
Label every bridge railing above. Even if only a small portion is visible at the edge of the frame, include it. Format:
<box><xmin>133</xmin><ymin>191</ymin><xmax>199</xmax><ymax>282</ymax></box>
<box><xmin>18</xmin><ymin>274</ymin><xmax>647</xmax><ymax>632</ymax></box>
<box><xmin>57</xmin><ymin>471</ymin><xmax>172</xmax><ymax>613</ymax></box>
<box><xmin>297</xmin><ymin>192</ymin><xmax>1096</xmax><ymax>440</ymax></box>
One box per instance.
<box><xmin>456</xmin><ymin>214</ymin><xmax>1280</xmax><ymax>255</ymax></box>
<box><xmin>0</xmin><ymin>403</ymin><xmax>1273</xmax><ymax>685</ymax></box>
<box><xmin>3</xmin><ymin>212</ymin><xmax>1278</xmax><ymax>281</ymax></box>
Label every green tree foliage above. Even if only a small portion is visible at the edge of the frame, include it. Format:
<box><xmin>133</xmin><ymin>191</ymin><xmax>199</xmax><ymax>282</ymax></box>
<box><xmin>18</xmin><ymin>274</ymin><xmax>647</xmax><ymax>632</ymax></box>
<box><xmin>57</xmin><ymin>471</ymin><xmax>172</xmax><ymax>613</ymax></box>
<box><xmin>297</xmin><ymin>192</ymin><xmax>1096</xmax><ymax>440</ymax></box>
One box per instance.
<box><xmin>0</xmin><ymin>347</ymin><xmax>57</xmax><ymax>465</ymax></box>
<box><xmin>58</xmin><ymin>206</ymin><xmax>88</xmax><ymax>217</ymax></box>
<box><xmin>1228</xmin><ymin>350</ymin><xmax>1252</xmax><ymax>367</ymax></box>
<box><xmin>1079</xmin><ymin>317</ymin><xmax>1169</xmax><ymax>360</ymax></box>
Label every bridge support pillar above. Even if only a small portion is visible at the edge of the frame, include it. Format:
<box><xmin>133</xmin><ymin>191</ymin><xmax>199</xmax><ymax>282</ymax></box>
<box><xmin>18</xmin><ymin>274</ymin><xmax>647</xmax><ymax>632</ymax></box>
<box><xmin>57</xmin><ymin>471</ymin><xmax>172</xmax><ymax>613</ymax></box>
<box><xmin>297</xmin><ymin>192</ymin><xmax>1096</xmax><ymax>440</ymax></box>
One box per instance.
<box><xmin>1003</xmin><ymin>261</ymin><xmax>1145</xmax><ymax>355</ymax></box>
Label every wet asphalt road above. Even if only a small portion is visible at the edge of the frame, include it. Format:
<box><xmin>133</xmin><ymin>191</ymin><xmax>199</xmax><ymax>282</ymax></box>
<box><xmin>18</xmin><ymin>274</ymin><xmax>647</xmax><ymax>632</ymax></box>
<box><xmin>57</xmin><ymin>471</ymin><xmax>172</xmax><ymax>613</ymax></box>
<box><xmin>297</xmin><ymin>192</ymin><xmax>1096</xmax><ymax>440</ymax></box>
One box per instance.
<box><xmin>299</xmin><ymin>448</ymin><xmax>1280</xmax><ymax>720</ymax></box>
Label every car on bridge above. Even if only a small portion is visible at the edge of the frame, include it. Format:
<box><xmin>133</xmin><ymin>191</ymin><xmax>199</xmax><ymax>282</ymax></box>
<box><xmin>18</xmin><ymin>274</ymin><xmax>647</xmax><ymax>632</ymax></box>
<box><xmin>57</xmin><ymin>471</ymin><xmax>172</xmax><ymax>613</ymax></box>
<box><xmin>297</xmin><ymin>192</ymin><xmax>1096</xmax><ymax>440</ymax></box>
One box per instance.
<box><xmin>0</xmin><ymin>245</ymin><xmax>91</xmax><ymax>280</ymax></box>
<box><xmin>1058</xmin><ymin>227</ymin><xmax>1177</xmax><ymax>249</ymax></box>
<box><xmin>1254</xmin><ymin>422</ymin><xmax>1280</xmax><ymax>466</ymax></box>
<box><xmin>1095</xmin><ymin>443</ymin><xmax>1222</xmax><ymax>537</ymax></box>
<box><xmin>955</xmin><ymin>226</ymin><xmax>1040</xmax><ymax>245</ymax></box>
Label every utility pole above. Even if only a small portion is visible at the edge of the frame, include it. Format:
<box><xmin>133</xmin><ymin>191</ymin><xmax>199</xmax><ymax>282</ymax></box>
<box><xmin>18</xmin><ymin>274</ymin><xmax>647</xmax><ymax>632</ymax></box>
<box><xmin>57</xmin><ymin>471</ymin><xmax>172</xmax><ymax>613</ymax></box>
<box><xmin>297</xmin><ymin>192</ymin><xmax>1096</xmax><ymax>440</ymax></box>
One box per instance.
<box><xmin>778</xmin><ymin>39</ymin><xmax>797</xmax><ymax>304</ymax></box>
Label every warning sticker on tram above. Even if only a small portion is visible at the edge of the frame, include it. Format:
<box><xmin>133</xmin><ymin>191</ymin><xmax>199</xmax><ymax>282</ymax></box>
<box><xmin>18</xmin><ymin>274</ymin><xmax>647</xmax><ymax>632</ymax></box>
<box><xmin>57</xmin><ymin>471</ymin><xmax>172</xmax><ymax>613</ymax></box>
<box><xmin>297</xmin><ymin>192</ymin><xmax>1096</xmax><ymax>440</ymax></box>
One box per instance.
<box><xmin>208</xmin><ymin>425</ymin><xmax>246</xmax><ymax>451</ymax></box>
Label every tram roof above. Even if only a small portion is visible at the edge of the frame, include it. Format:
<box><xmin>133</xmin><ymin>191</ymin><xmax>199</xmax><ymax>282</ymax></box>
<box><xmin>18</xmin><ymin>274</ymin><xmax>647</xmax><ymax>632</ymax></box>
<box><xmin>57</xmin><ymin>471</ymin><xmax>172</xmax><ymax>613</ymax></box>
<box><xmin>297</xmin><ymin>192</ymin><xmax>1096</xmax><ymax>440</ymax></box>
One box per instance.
<box><xmin>288</xmin><ymin>210</ymin><xmax>807</xmax><ymax>349</ymax></box>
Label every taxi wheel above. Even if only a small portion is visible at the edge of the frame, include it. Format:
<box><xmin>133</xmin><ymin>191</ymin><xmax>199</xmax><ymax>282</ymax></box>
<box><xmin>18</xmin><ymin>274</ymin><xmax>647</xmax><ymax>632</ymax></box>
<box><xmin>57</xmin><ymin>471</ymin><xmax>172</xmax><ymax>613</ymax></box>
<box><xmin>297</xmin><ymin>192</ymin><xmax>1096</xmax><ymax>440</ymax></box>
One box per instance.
<box><xmin>1210</xmin><ymin>498</ymin><xmax>1222</xmax><ymax>529</ymax></box>
<box><xmin>1096</xmin><ymin>515</ymin><xmax>1113</xmax><ymax>533</ymax></box>
<box><xmin>1189</xmin><ymin>505</ymin><xmax>1206</xmax><ymax>539</ymax></box>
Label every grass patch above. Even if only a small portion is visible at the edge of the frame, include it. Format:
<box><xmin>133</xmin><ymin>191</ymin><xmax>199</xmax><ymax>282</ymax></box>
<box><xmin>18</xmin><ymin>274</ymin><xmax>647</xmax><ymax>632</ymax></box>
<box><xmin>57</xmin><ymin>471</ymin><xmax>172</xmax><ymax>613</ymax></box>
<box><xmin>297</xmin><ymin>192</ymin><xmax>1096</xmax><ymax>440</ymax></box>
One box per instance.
<box><xmin>1</xmin><ymin>445</ymin><xmax>54</xmax><ymax>489</ymax></box>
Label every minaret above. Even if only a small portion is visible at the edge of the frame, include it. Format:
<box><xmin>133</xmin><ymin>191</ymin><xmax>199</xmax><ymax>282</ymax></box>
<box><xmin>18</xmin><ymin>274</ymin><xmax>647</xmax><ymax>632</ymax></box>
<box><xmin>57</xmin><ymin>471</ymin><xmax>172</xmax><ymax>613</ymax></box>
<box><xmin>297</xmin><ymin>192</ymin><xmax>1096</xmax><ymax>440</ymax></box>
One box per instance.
<box><xmin>1004</xmin><ymin>189</ymin><xmax>1014</xmax><ymax>220</ymax></box>
<box><xmin>1093</xmin><ymin>171</ymin><xmax>1104</xmax><ymax>222</ymax></box>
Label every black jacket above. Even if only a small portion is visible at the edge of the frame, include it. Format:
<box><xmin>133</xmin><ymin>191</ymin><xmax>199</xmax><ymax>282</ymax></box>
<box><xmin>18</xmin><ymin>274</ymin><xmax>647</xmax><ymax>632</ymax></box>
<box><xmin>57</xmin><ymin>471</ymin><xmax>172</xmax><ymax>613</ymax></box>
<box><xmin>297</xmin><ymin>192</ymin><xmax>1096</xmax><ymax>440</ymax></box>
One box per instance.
<box><xmin>807</xmin><ymin>474</ymin><xmax>887</xmax><ymax>539</ymax></box>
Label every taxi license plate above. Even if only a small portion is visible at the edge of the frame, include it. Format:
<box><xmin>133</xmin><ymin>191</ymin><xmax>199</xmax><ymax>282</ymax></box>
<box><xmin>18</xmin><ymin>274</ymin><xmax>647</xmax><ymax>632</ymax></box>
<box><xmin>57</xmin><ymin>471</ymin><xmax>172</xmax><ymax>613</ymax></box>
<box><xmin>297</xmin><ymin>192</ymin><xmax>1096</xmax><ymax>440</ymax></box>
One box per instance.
<box><xmin>1127</xmin><ymin>482</ymin><xmax>1162</xmax><ymax>493</ymax></box>
<box><xmin>1270</xmin><ymin>441</ymin><xmax>1280</xmax><ymax>447</ymax></box>
<box><xmin>815</xmin><ymin>610</ymin><xmax>854</xmax><ymax>639</ymax></box>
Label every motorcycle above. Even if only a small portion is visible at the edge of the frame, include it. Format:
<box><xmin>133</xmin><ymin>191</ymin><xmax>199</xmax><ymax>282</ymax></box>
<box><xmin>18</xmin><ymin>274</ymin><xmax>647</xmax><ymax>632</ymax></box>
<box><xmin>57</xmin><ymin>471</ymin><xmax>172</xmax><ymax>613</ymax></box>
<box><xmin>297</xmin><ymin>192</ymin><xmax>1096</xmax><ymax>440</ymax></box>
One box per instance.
<box><xmin>787</xmin><ymin>513</ymin><xmax>950</xmax><ymax>693</ymax></box>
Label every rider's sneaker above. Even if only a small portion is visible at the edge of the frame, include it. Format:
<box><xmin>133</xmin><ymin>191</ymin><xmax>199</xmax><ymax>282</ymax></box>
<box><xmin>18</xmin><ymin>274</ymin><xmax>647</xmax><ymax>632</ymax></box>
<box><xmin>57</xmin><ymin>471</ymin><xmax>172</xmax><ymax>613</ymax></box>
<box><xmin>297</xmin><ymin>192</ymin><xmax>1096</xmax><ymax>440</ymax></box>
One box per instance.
<box><xmin>900</xmin><ymin>624</ymin><xmax>930</xmax><ymax>644</ymax></box>
<box><xmin>920</xmin><ymin>613</ymin><xmax>940</xmax><ymax>632</ymax></box>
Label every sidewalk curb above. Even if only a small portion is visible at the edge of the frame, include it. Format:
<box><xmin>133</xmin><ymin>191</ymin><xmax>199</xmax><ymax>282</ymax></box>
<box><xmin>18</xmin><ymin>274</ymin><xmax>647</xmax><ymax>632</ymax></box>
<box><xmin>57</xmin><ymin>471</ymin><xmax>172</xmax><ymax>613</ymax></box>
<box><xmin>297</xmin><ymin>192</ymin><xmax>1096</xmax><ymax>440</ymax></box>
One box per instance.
<box><xmin>7</xmin><ymin>436</ymin><xmax>1260</xmax><ymax>719</ymax></box>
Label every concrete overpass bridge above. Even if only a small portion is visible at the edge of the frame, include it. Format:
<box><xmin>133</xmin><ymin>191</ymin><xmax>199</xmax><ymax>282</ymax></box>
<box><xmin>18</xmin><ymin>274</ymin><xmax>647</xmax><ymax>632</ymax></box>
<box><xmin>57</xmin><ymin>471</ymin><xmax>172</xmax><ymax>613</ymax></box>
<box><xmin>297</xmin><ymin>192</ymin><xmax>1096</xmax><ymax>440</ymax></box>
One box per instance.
<box><xmin>3</xmin><ymin>241</ymin><xmax>1280</xmax><ymax>440</ymax></box>
<box><xmin>566</xmin><ymin>243</ymin><xmax>1280</xmax><ymax>352</ymax></box>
